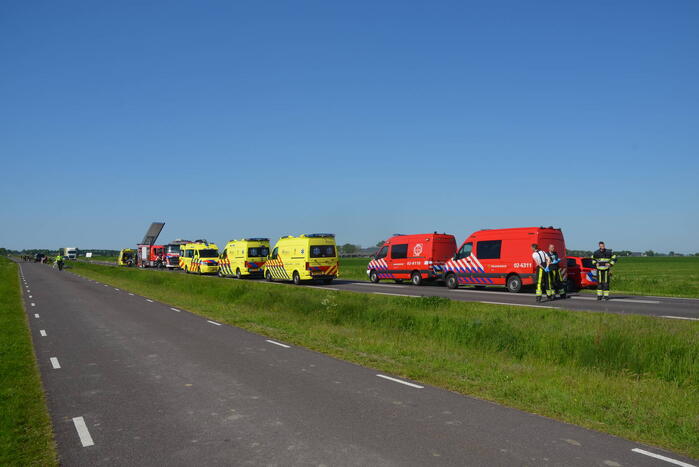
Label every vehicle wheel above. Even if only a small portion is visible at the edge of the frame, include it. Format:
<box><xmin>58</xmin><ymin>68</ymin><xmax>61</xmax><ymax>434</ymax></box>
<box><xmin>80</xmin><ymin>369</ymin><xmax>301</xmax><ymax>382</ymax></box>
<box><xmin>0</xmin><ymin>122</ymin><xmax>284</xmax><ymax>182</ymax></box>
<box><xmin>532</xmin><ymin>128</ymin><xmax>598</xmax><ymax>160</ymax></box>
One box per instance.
<box><xmin>236</xmin><ymin>268</ymin><xmax>242</xmax><ymax>279</ymax></box>
<box><xmin>323</xmin><ymin>278</ymin><xmax>334</xmax><ymax>285</ymax></box>
<box><xmin>265</xmin><ymin>271</ymin><xmax>273</xmax><ymax>282</ymax></box>
<box><xmin>446</xmin><ymin>273</ymin><xmax>459</xmax><ymax>289</ymax></box>
<box><xmin>506</xmin><ymin>274</ymin><xmax>522</xmax><ymax>293</ymax></box>
<box><xmin>293</xmin><ymin>271</ymin><xmax>301</xmax><ymax>285</ymax></box>
<box><xmin>411</xmin><ymin>271</ymin><xmax>423</xmax><ymax>286</ymax></box>
<box><xmin>218</xmin><ymin>269</ymin><xmax>224</xmax><ymax>278</ymax></box>
<box><xmin>369</xmin><ymin>270</ymin><xmax>380</xmax><ymax>283</ymax></box>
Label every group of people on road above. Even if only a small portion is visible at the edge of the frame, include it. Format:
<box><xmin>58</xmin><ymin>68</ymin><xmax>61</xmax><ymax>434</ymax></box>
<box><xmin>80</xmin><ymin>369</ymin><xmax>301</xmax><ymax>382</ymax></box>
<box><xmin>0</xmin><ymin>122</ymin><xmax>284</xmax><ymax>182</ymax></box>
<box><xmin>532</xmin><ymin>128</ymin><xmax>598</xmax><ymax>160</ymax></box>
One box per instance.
<box><xmin>531</xmin><ymin>241</ymin><xmax>617</xmax><ymax>302</ymax></box>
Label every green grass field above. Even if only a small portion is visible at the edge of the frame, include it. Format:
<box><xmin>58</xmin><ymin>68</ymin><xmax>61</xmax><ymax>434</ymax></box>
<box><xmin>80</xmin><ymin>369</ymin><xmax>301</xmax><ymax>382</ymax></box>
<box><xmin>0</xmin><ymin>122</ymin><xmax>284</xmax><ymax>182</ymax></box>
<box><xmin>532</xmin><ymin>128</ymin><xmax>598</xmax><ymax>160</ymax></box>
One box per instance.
<box><xmin>343</xmin><ymin>256</ymin><xmax>699</xmax><ymax>298</ymax></box>
<box><xmin>0</xmin><ymin>258</ymin><xmax>57</xmax><ymax>466</ymax></box>
<box><xmin>69</xmin><ymin>260</ymin><xmax>699</xmax><ymax>458</ymax></box>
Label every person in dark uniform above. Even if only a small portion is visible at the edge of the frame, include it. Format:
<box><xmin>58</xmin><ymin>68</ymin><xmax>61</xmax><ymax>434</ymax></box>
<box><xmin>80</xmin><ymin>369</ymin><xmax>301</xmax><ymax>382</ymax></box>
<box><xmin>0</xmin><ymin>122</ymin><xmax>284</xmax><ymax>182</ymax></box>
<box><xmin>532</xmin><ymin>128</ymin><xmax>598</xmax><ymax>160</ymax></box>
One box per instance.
<box><xmin>591</xmin><ymin>241</ymin><xmax>617</xmax><ymax>300</ymax></box>
<box><xmin>547</xmin><ymin>244</ymin><xmax>566</xmax><ymax>299</ymax></box>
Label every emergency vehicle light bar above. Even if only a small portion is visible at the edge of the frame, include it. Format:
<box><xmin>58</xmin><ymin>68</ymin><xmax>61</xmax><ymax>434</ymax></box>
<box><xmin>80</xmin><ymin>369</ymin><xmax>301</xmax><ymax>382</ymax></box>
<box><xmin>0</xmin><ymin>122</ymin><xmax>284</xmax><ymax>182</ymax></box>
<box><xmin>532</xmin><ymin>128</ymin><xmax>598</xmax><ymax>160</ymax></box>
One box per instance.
<box><xmin>303</xmin><ymin>233</ymin><xmax>335</xmax><ymax>238</ymax></box>
<box><xmin>243</xmin><ymin>237</ymin><xmax>270</xmax><ymax>242</ymax></box>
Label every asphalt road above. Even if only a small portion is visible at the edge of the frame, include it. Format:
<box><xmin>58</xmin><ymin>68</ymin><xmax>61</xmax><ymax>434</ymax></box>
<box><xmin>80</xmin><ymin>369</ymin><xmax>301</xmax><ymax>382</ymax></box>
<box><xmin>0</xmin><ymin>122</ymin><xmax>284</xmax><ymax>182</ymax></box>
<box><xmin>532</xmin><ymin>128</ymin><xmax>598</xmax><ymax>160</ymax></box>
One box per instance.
<box><xmin>18</xmin><ymin>261</ymin><xmax>698</xmax><ymax>466</ymax></box>
<box><xmin>78</xmin><ymin>259</ymin><xmax>699</xmax><ymax>320</ymax></box>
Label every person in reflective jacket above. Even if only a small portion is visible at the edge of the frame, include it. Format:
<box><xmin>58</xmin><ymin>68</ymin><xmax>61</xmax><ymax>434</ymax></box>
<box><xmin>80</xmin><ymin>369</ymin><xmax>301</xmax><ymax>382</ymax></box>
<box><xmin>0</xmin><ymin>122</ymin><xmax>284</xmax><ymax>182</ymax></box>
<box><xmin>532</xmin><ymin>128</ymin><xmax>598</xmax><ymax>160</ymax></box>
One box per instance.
<box><xmin>591</xmin><ymin>241</ymin><xmax>617</xmax><ymax>300</ymax></box>
<box><xmin>531</xmin><ymin>243</ymin><xmax>553</xmax><ymax>302</ymax></box>
<box><xmin>547</xmin><ymin>244</ymin><xmax>566</xmax><ymax>299</ymax></box>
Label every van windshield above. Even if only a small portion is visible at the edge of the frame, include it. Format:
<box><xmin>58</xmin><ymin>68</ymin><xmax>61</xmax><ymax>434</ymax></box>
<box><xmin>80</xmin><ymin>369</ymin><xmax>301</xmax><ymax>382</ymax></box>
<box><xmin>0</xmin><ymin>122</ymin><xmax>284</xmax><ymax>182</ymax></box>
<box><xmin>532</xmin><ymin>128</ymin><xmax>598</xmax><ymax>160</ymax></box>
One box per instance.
<box><xmin>167</xmin><ymin>245</ymin><xmax>181</xmax><ymax>254</ymax></box>
<box><xmin>310</xmin><ymin>245</ymin><xmax>336</xmax><ymax>258</ymax></box>
<box><xmin>199</xmin><ymin>249</ymin><xmax>218</xmax><ymax>258</ymax></box>
<box><xmin>248</xmin><ymin>247</ymin><xmax>269</xmax><ymax>257</ymax></box>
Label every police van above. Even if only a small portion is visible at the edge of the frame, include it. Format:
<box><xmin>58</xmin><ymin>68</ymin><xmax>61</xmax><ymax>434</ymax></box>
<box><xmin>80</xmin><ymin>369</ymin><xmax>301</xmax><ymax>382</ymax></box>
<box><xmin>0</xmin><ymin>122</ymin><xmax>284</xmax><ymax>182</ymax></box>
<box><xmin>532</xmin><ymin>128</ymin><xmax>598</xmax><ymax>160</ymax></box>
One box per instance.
<box><xmin>179</xmin><ymin>241</ymin><xmax>220</xmax><ymax>275</ymax></box>
<box><xmin>264</xmin><ymin>234</ymin><xmax>338</xmax><ymax>285</ymax></box>
<box><xmin>219</xmin><ymin>238</ymin><xmax>270</xmax><ymax>278</ymax></box>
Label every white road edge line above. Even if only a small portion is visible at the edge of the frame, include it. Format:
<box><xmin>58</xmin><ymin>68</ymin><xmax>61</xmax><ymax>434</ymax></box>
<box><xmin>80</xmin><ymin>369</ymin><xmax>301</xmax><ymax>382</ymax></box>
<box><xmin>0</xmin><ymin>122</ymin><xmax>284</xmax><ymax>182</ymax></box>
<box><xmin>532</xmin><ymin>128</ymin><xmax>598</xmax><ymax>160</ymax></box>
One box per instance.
<box><xmin>305</xmin><ymin>286</ymin><xmax>339</xmax><ymax>290</ymax></box>
<box><xmin>34</xmin><ymin>313</ymin><xmax>39</xmax><ymax>318</ymax></box>
<box><xmin>72</xmin><ymin>416</ymin><xmax>95</xmax><ymax>447</ymax></box>
<box><xmin>129</xmin><ymin>293</ymin><xmax>134</xmax><ymax>296</ymax></box>
<box><xmin>145</xmin><ymin>299</ymin><xmax>154</xmax><ymax>303</ymax></box>
<box><xmin>613</xmin><ymin>298</ymin><xmax>660</xmax><ymax>304</ymax></box>
<box><xmin>661</xmin><ymin>315</ymin><xmax>699</xmax><ymax>321</ymax></box>
<box><xmin>170</xmin><ymin>307</ymin><xmax>181</xmax><ymax>312</ymax></box>
<box><xmin>40</xmin><ymin>330</ymin><xmax>47</xmax><ymax>337</ymax></box>
<box><xmin>50</xmin><ymin>357</ymin><xmax>61</xmax><ymax>369</ymax></box>
<box><xmin>28</xmin><ymin>295</ymin><xmax>32</xmax><ymax>298</ymax></box>
<box><xmin>376</xmin><ymin>374</ymin><xmax>424</xmax><ymax>389</ymax></box>
<box><xmin>480</xmin><ymin>300</ymin><xmax>556</xmax><ymax>309</ymax></box>
<box><xmin>631</xmin><ymin>448</ymin><xmax>695</xmax><ymax>467</ymax></box>
<box><xmin>31</xmin><ymin>302</ymin><xmax>36</xmax><ymax>307</ymax></box>
<box><xmin>266</xmin><ymin>339</ymin><xmax>290</xmax><ymax>348</ymax></box>
<box><xmin>114</xmin><ymin>288</ymin><xmax>119</xmax><ymax>291</ymax></box>
<box><xmin>373</xmin><ymin>292</ymin><xmax>422</xmax><ymax>298</ymax></box>
<box><xmin>207</xmin><ymin>320</ymin><xmax>222</xmax><ymax>326</ymax></box>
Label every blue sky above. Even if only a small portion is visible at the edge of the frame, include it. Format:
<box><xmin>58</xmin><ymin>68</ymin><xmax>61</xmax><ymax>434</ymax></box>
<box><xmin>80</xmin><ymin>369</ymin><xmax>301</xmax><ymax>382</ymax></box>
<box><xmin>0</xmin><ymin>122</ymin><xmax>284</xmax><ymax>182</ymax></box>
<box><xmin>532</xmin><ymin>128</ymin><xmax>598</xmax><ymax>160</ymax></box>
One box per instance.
<box><xmin>1</xmin><ymin>1</ymin><xmax>698</xmax><ymax>253</ymax></box>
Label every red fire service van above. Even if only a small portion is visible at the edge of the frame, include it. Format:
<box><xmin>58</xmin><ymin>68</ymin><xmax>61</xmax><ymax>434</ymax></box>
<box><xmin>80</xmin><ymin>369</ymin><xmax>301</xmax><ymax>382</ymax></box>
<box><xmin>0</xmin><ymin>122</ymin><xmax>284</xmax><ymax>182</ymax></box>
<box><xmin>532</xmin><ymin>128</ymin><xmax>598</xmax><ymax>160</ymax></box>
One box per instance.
<box><xmin>367</xmin><ymin>233</ymin><xmax>457</xmax><ymax>285</ymax></box>
<box><xmin>435</xmin><ymin>227</ymin><xmax>567</xmax><ymax>293</ymax></box>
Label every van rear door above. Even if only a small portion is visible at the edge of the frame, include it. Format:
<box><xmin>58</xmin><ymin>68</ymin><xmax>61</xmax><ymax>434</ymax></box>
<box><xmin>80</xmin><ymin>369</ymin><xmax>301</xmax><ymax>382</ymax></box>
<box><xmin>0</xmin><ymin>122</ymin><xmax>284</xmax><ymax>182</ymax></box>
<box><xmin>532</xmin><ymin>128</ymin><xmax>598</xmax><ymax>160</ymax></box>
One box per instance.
<box><xmin>307</xmin><ymin>243</ymin><xmax>338</xmax><ymax>276</ymax></box>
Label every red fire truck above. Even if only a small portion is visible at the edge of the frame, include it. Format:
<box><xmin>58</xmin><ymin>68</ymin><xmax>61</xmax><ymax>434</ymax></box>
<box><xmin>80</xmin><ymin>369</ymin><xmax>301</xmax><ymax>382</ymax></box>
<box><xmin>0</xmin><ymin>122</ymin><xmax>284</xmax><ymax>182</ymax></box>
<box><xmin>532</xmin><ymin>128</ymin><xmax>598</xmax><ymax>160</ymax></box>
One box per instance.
<box><xmin>164</xmin><ymin>239</ymin><xmax>190</xmax><ymax>269</ymax></box>
<box><xmin>367</xmin><ymin>233</ymin><xmax>457</xmax><ymax>285</ymax></box>
<box><xmin>435</xmin><ymin>227</ymin><xmax>567</xmax><ymax>293</ymax></box>
<box><xmin>137</xmin><ymin>244</ymin><xmax>166</xmax><ymax>268</ymax></box>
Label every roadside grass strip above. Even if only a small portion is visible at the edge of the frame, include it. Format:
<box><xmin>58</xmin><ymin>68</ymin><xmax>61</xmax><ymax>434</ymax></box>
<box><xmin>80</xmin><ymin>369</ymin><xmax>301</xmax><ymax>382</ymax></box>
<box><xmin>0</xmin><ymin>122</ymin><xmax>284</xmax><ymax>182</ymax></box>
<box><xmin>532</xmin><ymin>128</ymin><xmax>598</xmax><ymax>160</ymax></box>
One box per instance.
<box><xmin>0</xmin><ymin>258</ymin><xmax>57</xmax><ymax>465</ymax></box>
<box><xmin>68</xmin><ymin>261</ymin><xmax>699</xmax><ymax>459</ymax></box>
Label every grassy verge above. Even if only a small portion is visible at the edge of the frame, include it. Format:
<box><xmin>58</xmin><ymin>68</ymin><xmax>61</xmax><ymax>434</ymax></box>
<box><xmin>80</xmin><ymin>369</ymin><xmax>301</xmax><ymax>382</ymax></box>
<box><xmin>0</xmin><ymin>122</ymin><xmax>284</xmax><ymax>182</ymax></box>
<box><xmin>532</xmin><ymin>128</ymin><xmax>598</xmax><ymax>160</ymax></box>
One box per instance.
<box><xmin>70</xmin><ymin>261</ymin><xmax>699</xmax><ymax>458</ymax></box>
<box><xmin>0</xmin><ymin>258</ymin><xmax>57</xmax><ymax>466</ymax></box>
<box><xmin>342</xmin><ymin>256</ymin><xmax>699</xmax><ymax>298</ymax></box>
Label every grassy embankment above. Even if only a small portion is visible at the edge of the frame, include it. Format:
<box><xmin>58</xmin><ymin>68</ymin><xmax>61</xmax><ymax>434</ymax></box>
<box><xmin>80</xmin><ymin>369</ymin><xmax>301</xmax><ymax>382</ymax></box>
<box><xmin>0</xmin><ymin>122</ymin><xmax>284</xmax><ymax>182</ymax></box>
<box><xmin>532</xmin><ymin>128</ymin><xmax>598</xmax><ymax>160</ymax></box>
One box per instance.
<box><xmin>344</xmin><ymin>256</ymin><xmax>699</xmax><ymax>298</ymax></box>
<box><xmin>0</xmin><ymin>258</ymin><xmax>57</xmax><ymax>466</ymax></box>
<box><xmin>69</xmin><ymin>260</ymin><xmax>699</xmax><ymax>458</ymax></box>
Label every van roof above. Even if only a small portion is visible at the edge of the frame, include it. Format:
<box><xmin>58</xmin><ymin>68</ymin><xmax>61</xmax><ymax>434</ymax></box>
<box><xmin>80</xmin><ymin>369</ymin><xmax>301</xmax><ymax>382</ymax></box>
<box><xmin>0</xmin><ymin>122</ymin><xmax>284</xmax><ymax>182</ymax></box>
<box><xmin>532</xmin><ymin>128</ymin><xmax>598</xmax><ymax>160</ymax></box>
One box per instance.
<box><xmin>474</xmin><ymin>226</ymin><xmax>562</xmax><ymax>233</ymax></box>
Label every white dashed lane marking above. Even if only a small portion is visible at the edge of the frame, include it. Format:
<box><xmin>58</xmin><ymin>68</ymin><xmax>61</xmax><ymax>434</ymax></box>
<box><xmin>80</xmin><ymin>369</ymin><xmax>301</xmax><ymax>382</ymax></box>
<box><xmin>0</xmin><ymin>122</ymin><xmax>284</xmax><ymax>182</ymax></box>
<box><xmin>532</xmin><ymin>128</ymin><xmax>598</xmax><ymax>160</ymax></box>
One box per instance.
<box><xmin>170</xmin><ymin>307</ymin><xmax>180</xmax><ymax>312</ymax></box>
<box><xmin>50</xmin><ymin>357</ymin><xmax>61</xmax><ymax>369</ymax></box>
<box><xmin>31</xmin><ymin>303</ymin><xmax>36</xmax><ymax>307</ymax></box>
<box><xmin>72</xmin><ymin>417</ymin><xmax>95</xmax><ymax>447</ymax></box>
<box><xmin>266</xmin><ymin>339</ymin><xmax>290</xmax><ymax>348</ymax></box>
<box><xmin>40</xmin><ymin>330</ymin><xmax>47</xmax><ymax>337</ymax></box>
<box><xmin>206</xmin><ymin>320</ymin><xmax>222</xmax><ymax>326</ymax></box>
<box><xmin>34</xmin><ymin>313</ymin><xmax>40</xmax><ymax>318</ymax></box>
<box><xmin>631</xmin><ymin>448</ymin><xmax>695</xmax><ymax>467</ymax></box>
<box><xmin>377</xmin><ymin>374</ymin><xmax>424</xmax><ymax>389</ymax></box>
<box><xmin>145</xmin><ymin>299</ymin><xmax>154</xmax><ymax>303</ymax></box>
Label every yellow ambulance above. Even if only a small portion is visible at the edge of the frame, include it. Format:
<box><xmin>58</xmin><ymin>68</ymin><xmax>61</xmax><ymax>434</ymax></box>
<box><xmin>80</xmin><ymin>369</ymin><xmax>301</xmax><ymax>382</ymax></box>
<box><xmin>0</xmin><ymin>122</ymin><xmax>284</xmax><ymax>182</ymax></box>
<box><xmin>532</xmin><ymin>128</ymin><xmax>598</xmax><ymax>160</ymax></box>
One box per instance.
<box><xmin>117</xmin><ymin>248</ymin><xmax>135</xmax><ymax>266</ymax></box>
<box><xmin>179</xmin><ymin>241</ymin><xmax>220</xmax><ymax>274</ymax></box>
<box><xmin>219</xmin><ymin>238</ymin><xmax>270</xmax><ymax>278</ymax></box>
<box><xmin>263</xmin><ymin>234</ymin><xmax>339</xmax><ymax>285</ymax></box>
